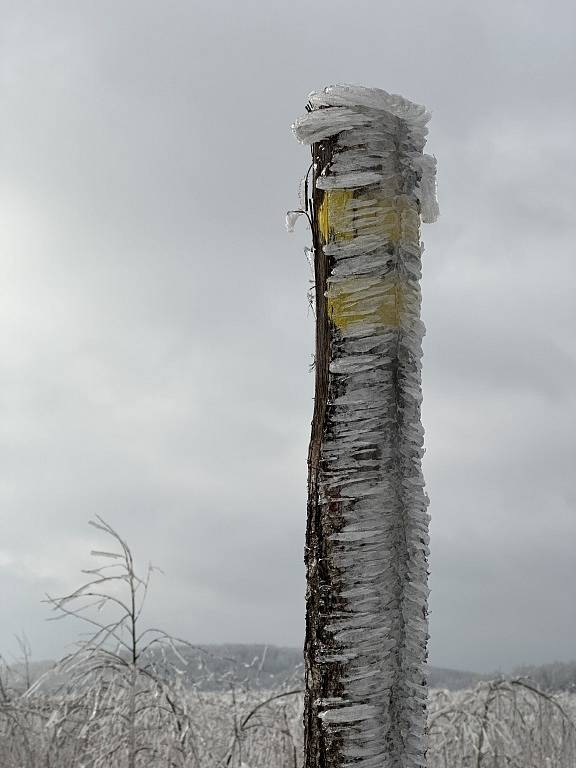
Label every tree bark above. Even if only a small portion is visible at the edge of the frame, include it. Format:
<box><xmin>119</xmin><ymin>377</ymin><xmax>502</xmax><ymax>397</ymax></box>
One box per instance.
<box><xmin>304</xmin><ymin>135</ymin><xmax>341</xmax><ymax>768</ymax></box>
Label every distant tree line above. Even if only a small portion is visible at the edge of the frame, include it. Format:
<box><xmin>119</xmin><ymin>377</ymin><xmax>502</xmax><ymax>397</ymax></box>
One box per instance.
<box><xmin>514</xmin><ymin>660</ymin><xmax>576</xmax><ymax>692</ymax></box>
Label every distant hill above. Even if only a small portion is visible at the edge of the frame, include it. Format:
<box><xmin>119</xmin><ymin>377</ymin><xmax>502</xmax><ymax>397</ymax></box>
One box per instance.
<box><xmin>427</xmin><ymin>665</ymin><xmax>489</xmax><ymax>691</ymax></box>
<box><xmin>6</xmin><ymin>645</ymin><xmax>576</xmax><ymax>693</ymax></box>
<box><xmin>135</xmin><ymin>644</ymin><xmax>490</xmax><ymax>692</ymax></box>
<box><xmin>512</xmin><ymin>660</ymin><xmax>576</xmax><ymax>693</ymax></box>
<box><xmin>140</xmin><ymin>645</ymin><xmax>576</xmax><ymax>693</ymax></box>
<box><xmin>155</xmin><ymin>643</ymin><xmax>304</xmax><ymax>690</ymax></box>
<box><xmin>0</xmin><ymin>659</ymin><xmax>56</xmax><ymax>694</ymax></box>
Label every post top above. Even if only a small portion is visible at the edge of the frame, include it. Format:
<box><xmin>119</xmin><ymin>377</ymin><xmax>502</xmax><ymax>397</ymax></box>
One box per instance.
<box><xmin>292</xmin><ymin>84</ymin><xmax>439</xmax><ymax>224</ymax></box>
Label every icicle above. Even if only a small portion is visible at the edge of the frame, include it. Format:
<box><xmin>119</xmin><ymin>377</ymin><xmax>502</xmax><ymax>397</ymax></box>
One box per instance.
<box><xmin>285</xmin><ymin>209</ymin><xmax>304</xmax><ymax>233</ymax></box>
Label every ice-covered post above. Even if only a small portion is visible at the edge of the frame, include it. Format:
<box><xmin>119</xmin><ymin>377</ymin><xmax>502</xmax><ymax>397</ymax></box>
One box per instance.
<box><xmin>290</xmin><ymin>85</ymin><xmax>438</xmax><ymax>768</ymax></box>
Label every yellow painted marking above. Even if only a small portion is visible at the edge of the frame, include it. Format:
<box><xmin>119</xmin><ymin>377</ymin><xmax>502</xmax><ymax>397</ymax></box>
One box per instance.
<box><xmin>376</xmin><ymin>197</ymin><xmax>420</xmax><ymax>244</ymax></box>
<box><xmin>327</xmin><ymin>276</ymin><xmax>418</xmax><ymax>331</ymax></box>
<box><xmin>318</xmin><ymin>188</ymin><xmax>421</xmax><ymax>330</ymax></box>
<box><xmin>318</xmin><ymin>189</ymin><xmax>354</xmax><ymax>243</ymax></box>
<box><xmin>318</xmin><ymin>190</ymin><xmax>420</xmax><ymax>246</ymax></box>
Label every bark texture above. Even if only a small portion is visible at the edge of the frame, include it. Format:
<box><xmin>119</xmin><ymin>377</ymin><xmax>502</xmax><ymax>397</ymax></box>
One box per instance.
<box><xmin>294</xmin><ymin>85</ymin><xmax>438</xmax><ymax>768</ymax></box>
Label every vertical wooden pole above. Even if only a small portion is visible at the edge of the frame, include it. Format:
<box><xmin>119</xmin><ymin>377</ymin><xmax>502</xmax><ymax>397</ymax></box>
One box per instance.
<box><xmin>304</xmin><ymin>135</ymin><xmax>338</xmax><ymax>768</ymax></box>
<box><xmin>293</xmin><ymin>86</ymin><xmax>438</xmax><ymax>768</ymax></box>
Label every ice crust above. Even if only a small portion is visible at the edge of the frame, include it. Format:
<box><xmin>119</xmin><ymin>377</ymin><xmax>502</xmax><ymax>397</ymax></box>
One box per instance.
<box><xmin>293</xmin><ymin>85</ymin><xmax>438</xmax><ymax>768</ymax></box>
<box><xmin>293</xmin><ymin>84</ymin><xmax>439</xmax><ymax>224</ymax></box>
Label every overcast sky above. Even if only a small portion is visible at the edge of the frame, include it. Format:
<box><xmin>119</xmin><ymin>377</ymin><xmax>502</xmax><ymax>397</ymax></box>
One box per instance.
<box><xmin>0</xmin><ymin>0</ymin><xmax>574</xmax><ymax>674</ymax></box>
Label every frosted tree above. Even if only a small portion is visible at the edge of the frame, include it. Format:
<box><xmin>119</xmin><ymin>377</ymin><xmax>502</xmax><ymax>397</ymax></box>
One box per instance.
<box><xmin>289</xmin><ymin>85</ymin><xmax>438</xmax><ymax>768</ymax></box>
<box><xmin>34</xmin><ymin>518</ymin><xmax>192</xmax><ymax>768</ymax></box>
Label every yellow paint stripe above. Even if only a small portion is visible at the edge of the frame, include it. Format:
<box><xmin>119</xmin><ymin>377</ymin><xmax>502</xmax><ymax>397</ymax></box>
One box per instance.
<box><xmin>318</xmin><ymin>189</ymin><xmax>354</xmax><ymax>243</ymax></box>
<box><xmin>327</xmin><ymin>275</ymin><xmax>417</xmax><ymax>331</ymax></box>
<box><xmin>318</xmin><ymin>188</ymin><xmax>421</xmax><ymax>331</ymax></box>
<box><xmin>318</xmin><ymin>190</ymin><xmax>420</xmax><ymax>246</ymax></box>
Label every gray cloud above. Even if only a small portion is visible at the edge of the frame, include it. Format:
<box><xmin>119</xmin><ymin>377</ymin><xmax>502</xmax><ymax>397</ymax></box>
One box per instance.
<box><xmin>0</xmin><ymin>0</ymin><xmax>575</xmax><ymax>672</ymax></box>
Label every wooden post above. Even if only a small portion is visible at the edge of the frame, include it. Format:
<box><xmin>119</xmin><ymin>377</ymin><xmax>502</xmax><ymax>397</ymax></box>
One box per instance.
<box><xmin>292</xmin><ymin>85</ymin><xmax>438</xmax><ymax>768</ymax></box>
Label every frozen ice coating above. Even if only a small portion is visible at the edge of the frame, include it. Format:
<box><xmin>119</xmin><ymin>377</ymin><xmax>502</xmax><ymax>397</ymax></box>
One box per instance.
<box><xmin>292</xmin><ymin>84</ymin><xmax>438</xmax><ymax>768</ymax></box>
<box><xmin>286</xmin><ymin>210</ymin><xmax>303</xmax><ymax>233</ymax></box>
<box><xmin>293</xmin><ymin>84</ymin><xmax>439</xmax><ymax>224</ymax></box>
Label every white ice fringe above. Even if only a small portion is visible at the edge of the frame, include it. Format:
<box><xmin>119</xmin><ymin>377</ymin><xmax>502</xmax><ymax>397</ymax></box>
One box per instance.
<box><xmin>294</xmin><ymin>84</ymin><xmax>438</xmax><ymax>768</ymax></box>
<box><xmin>285</xmin><ymin>210</ymin><xmax>304</xmax><ymax>232</ymax></box>
<box><xmin>293</xmin><ymin>84</ymin><xmax>439</xmax><ymax>224</ymax></box>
